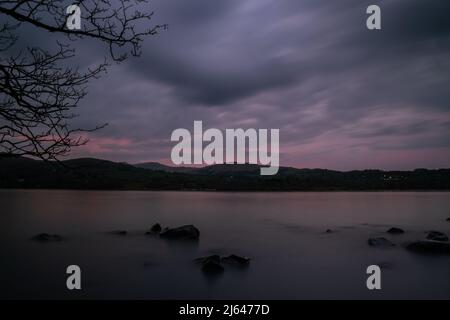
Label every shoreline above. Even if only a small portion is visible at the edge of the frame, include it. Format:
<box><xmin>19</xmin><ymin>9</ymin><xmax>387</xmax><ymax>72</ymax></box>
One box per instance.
<box><xmin>1</xmin><ymin>188</ymin><xmax>450</xmax><ymax>193</ymax></box>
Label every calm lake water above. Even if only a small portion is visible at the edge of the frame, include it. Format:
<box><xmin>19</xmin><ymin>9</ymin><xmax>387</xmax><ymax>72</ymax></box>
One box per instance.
<box><xmin>0</xmin><ymin>190</ymin><xmax>449</xmax><ymax>300</ymax></box>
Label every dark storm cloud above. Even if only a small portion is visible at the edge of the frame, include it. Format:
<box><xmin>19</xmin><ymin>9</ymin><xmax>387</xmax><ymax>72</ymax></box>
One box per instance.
<box><xmin>384</xmin><ymin>0</ymin><xmax>450</xmax><ymax>40</ymax></box>
<box><xmin>123</xmin><ymin>0</ymin><xmax>450</xmax><ymax>109</ymax></box>
<box><xmin>5</xmin><ymin>0</ymin><xmax>449</xmax><ymax>168</ymax></box>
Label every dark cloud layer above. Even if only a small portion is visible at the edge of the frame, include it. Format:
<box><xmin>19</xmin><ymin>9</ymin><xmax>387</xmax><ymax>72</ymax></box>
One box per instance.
<box><xmin>11</xmin><ymin>0</ymin><xmax>450</xmax><ymax>169</ymax></box>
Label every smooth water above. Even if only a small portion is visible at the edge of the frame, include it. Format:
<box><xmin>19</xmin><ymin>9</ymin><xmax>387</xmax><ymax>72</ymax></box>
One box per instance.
<box><xmin>0</xmin><ymin>190</ymin><xmax>449</xmax><ymax>299</ymax></box>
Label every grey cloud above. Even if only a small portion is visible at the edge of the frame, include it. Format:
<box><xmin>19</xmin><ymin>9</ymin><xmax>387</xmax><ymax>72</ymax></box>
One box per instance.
<box><xmin>4</xmin><ymin>0</ymin><xmax>450</xmax><ymax>168</ymax></box>
<box><xmin>124</xmin><ymin>0</ymin><xmax>450</xmax><ymax>110</ymax></box>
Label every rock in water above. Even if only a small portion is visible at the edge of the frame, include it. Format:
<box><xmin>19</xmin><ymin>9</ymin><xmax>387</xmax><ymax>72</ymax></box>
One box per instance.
<box><xmin>160</xmin><ymin>225</ymin><xmax>200</xmax><ymax>240</ymax></box>
<box><xmin>406</xmin><ymin>240</ymin><xmax>450</xmax><ymax>254</ymax></box>
<box><xmin>368</xmin><ymin>237</ymin><xmax>395</xmax><ymax>247</ymax></box>
<box><xmin>195</xmin><ymin>255</ymin><xmax>224</xmax><ymax>275</ymax></box>
<box><xmin>446</xmin><ymin>218</ymin><xmax>450</xmax><ymax>222</ymax></box>
<box><xmin>426</xmin><ymin>231</ymin><xmax>449</xmax><ymax>242</ymax></box>
<box><xmin>387</xmin><ymin>227</ymin><xmax>405</xmax><ymax>235</ymax></box>
<box><xmin>201</xmin><ymin>260</ymin><xmax>224</xmax><ymax>274</ymax></box>
<box><xmin>195</xmin><ymin>254</ymin><xmax>251</xmax><ymax>275</ymax></box>
<box><xmin>151</xmin><ymin>223</ymin><xmax>162</xmax><ymax>233</ymax></box>
<box><xmin>32</xmin><ymin>233</ymin><xmax>63</xmax><ymax>242</ymax></box>
<box><xmin>146</xmin><ymin>223</ymin><xmax>162</xmax><ymax>234</ymax></box>
<box><xmin>221</xmin><ymin>254</ymin><xmax>251</xmax><ymax>266</ymax></box>
<box><xmin>195</xmin><ymin>255</ymin><xmax>221</xmax><ymax>265</ymax></box>
<box><xmin>110</xmin><ymin>230</ymin><xmax>127</xmax><ymax>236</ymax></box>
<box><xmin>325</xmin><ymin>229</ymin><xmax>333</xmax><ymax>234</ymax></box>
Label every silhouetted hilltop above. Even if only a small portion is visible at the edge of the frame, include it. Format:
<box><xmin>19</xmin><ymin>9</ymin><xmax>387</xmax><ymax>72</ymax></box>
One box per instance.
<box><xmin>1</xmin><ymin>155</ymin><xmax>449</xmax><ymax>191</ymax></box>
<box><xmin>134</xmin><ymin>162</ymin><xmax>197</xmax><ymax>173</ymax></box>
<box><xmin>135</xmin><ymin>162</ymin><xmax>326</xmax><ymax>176</ymax></box>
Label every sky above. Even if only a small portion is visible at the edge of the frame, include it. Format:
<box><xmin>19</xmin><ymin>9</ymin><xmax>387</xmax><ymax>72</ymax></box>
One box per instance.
<box><xmin>15</xmin><ymin>0</ymin><xmax>450</xmax><ymax>170</ymax></box>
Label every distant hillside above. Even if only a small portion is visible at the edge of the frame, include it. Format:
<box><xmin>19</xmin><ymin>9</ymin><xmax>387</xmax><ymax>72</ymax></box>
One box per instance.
<box><xmin>134</xmin><ymin>162</ymin><xmax>197</xmax><ymax>173</ymax></box>
<box><xmin>1</xmin><ymin>155</ymin><xmax>450</xmax><ymax>191</ymax></box>
<box><xmin>134</xmin><ymin>162</ymin><xmax>264</xmax><ymax>175</ymax></box>
<box><xmin>135</xmin><ymin>162</ymin><xmax>323</xmax><ymax>176</ymax></box>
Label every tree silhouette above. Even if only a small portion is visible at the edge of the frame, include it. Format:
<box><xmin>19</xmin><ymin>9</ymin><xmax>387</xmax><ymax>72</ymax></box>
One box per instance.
<box><xmin>0</xmin><ymin>0</ymin><xmax>165</xmax><ymax>160</ymax></box>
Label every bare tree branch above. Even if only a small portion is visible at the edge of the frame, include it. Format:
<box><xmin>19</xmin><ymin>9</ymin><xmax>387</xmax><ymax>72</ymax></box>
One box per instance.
<box><xmin>0</xmin><ymin>0</ymin><xmax>163</xmax><ymax>160</ymax></box>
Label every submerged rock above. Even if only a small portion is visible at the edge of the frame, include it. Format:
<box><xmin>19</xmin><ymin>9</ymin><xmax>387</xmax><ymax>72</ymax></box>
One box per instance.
<box><xmin>109</xmin><ymin>230</ymin><xmax>127</xmax><ymax>235</ymax></box>
<box><xmin>195</xmin><ymin>254</ymin><xmax>250</xmax><ymax>275</ymax></box>
<box><xmin>195</xmin><ymin>255</ymin><xmax>221</xmax><ymax>265</ymax></box>
<box><xmin>32</xmin><ymin>233</ymin><xmax>63</xmax><ymax>242</ymax></box>
<box><xmin>446</xmin><ymin>218</ymin><xmax>450</xmax><ymax>222</ymax></box>
<box><xmin>426</xmin><ymin>231</ymin><xmax>448</xmax><ymax>242</ymax></box>
<box><xmin>150</xmin><ymin>223</ymin><xmax>162</xmax><ymax>233</ymax></box>
<box><xmin>146</xmin><ymin>223</ymin><xmax>162</xmax><ymax>235</ymax></box>
<box><xmin>325</xmin><ymin>229</ymin><xmax>333</xmax><ymax>234</ymax></box>
<box><xmin>160</xmin><ymin>225</ymin><xmax>200</xmax><ymax>240</ymax></box>
<box><xmin>406</xmin><ymin>240</ymin><xmax>450</xmax><ymax>254</ymax></box>
<box><xmin>202</xmin><ymin>260</ymin><xmax>225</xmax><ymax>274</ymax></box>
<box><xmin>387</xmin><ymin>227</ymin><xmax>405</xmax><ymax>235</ymax></box>
<box><xmin>195</xmin><ymin>255</ymin><xmax>224</xmax><ymax>275</ymax></box>
<box><xmin>368</xmin><ymin>237</ymin><xmax>395</xmax><ymax>247</ymax></box>
<box><xmin>221</xmin><ymin>254</ymin><xmax>251</xmax><ymax>266</ymax></box>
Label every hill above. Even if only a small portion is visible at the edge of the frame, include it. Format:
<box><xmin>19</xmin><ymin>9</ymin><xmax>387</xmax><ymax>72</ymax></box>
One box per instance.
<box><xmin>134</xmin><ymin>162</ymin><xmax>197</xmax><ymax>173</ymax></box>
<box><xmin>1</xmin><ymin>155</ymin><xmax>450</xmax><ymax>191</ymax></box>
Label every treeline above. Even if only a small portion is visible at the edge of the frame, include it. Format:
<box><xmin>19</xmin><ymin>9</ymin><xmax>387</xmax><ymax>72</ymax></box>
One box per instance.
<box><xmin>0</xmin><ymin>156</ymin><xmax>449</xmax><ymax>191</ymax></box>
